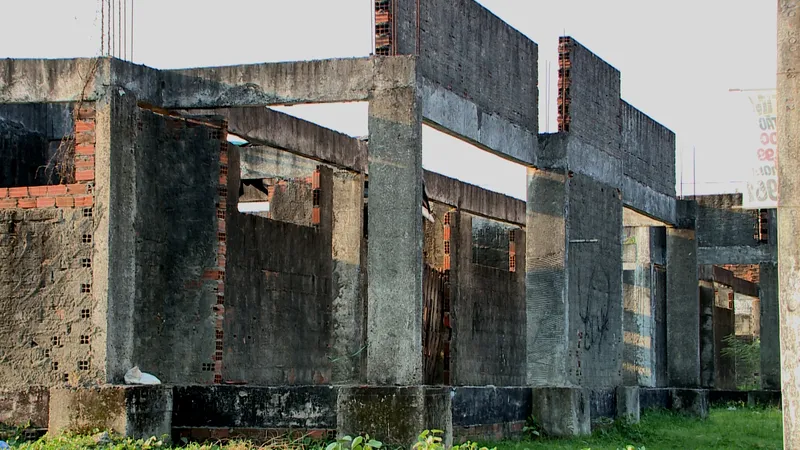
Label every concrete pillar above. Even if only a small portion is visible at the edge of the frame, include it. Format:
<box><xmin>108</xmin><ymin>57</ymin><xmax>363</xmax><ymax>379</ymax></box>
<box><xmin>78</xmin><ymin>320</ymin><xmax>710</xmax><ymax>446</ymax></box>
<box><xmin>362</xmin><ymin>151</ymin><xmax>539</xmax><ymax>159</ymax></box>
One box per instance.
<box><xmin>525</xmin><ymin>168</ymin><xmax>570</xmax><ymax>386</ymax></box>
<box><xmin>330</xmin><ymin>170</ymin><xmax>366</xmax><ymax>383</ymax></box>
<box><xmin>366</xmin><ymin>63</ymin><xmax>424</xmax><ymax>385</ymax></box>
<box><xmin>530</xmin><ymin>388</ymin><xmax>590</xmax><ymax>437</ymax></box>
<box><xmin>623</xmin><ymin>227</ymin><xmax>655</xmax><ymax>387</ymax></box>
<box><xmin>760</xmin><ymin>262</ymin><xmax>780</xmax><ymax>390</ymax></box>
<box><xmin>698</xmin><ymin>280</ymin><xmax>715</xmax><ymax>388</ymax></box>
<box><xmin>666</xmin><ymin>227</ymin><xmax>700</xmax><ymax>387</ymax></box>
<box><xmin>779</xmin><ymin>3</ymin><xmax>800</xmax><ymax>445</ymax></box>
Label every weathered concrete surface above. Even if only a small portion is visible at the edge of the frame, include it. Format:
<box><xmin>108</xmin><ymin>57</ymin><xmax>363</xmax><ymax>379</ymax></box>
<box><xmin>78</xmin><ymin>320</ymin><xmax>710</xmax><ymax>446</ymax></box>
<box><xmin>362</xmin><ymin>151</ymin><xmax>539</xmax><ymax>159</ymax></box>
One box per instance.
<box><xmin>0</xmin><ymin>387</ymin><xmax>49</xmax><ymax>428</ymax></box>
<box><xmin>699</xmin><ymin>281</ymin><xmax>716</xmax><ymax>388</ymax></box>
<box><xmin>698</xmin><ymin>265</ymin><xmax>760</xmax><ymax>297</ymax></box>
<box><xmin>451</xmin><ymin>387</ymin><xmax>530</xmax><ymax>439</ymax></box>
<box><xmin>0</xmin><ymin>59</ymin><xmax>103</xmax><ymax>103</ymax></box>
<box><xmin>97</xmin><ymin>89</ymin><xmax>137</xmax><ymax>383</ymax></box>
<box><xmin>423</xmin><ymin>170</ymin><xmax>525</xmax><ymax>225</ymax></box>
<box><xmin>337</xmin><ymin>386</ymin><xmax>451</xmax><ymax>447</ymax></box>
<box><xmin>568</xmin><ymin>175</ymin><xmax>623</xmax><ymax>388</ymax></box>
<box><xmin>186</xmin><ymin>107</ymin><xmax>368</xmax><ymax>173</ymax></box>
<box><xmin>164</xmin><ymin>57</ymin><xmax>414</xmax><ymax>108</ymax></box>
<box><xmin>778</xmin><ymin>3</ymin><xmax>800</xmax><ymax>445</ymax></box>
<box><xmin>392</xmin><ymin>0</ymin><xmax>537</xmax><ymax>132</ymax></box>
<box><xmin>638</xmin><ymin>388</ymin><xmax>708</xmax><ymax>418</ymax></box>
<box><xmin>0</xmin><ymin>209</ymin><xmax>97</xmax><ymax>387</ymax></box>
<box><xmin>451</xmin><ymin>213</ymin><xmax>526</xmax><ymax>386</ymax></box>
<box><xmin>240</xmin><ymin>145</ymin><xmax>322</xmax><ymax>180</ymax></box>
<box><xmin>366</xmin><ymin>65</ymin><xmax>424</xmax><ymax>384</ymax></box>
<box><xmin>666</xmin><ymin>225</ymin><xmax>700</xmax><ymax>387</ymax></box>
<box><xmin>621</xmin><ymin>101</ymin><xmax>675</xmax><ymax>198</ymax></box>
<box><xmin>530</xmin><ymin>388</ymin><xmax>590</xmax><ymax>437</ymax></box>
<box><xmin>225</xmin><ymin>148</ymin><xmax>337</xmax><ymax>385</ymax></box>
<box><xmin>760</xmin><ymin>262</ymin><xmax>780</xmax><ymax>390</ymax></box>
<box><xmin>330</xmin><ymin>170</ymin><xmax>366</xmax><ymax>383</ymax></box>
<box><xmin>48</xmin><ymin>385</ymin><xmax>172</xmax><ymax>440</ymax></box>
<box><xmin>128</xmin><ymin>110</ymin><xmax>220</xmax><ymax>384</ymax></box>
<box><xmin>172</xmin><ymin>385</ymin><xmax>337</xmax><ymax>429</ymax></box>
<box><xmin>622</xmin><ymin>226</ymin><xmax>668</xmax><ymax>388</ymax></box>
<box><xmin>526</xmin><ymin>168</ymin><xmax>569</xmax><ymax>386</ymax></box>
<box><xmin>616</xmin><ymin>386</ymin><xmax>640</xmax><ymax>423</ymax></box>
<box><xmin>697</xmin><ymin>245</ymin><xmax>776</xmax><ymax>265</ymax></box>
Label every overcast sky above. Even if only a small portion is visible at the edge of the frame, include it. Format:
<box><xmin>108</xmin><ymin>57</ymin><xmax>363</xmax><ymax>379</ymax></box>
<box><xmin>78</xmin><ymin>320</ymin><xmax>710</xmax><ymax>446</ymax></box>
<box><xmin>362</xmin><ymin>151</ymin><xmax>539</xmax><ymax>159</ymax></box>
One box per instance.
<box><xmin>0</xmin><ymin>0</ymin><xmax>777</xmax><ymax>200</ymax></box>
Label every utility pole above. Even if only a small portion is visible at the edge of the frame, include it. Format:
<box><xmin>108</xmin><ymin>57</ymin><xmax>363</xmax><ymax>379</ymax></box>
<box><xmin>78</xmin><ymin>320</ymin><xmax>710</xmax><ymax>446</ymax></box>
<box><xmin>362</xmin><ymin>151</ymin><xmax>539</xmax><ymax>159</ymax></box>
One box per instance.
<box><xmin>777</xmin><ymin>1</ymin><xmax>800</xmax><ymax>447</ymax></box>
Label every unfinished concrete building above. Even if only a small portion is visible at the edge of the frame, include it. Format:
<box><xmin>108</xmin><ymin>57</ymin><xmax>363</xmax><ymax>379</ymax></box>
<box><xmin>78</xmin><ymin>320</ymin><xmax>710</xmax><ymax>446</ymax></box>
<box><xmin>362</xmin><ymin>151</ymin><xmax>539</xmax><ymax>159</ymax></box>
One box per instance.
<box><xmin>0</xmin><ymin>0</ymin><xmax>770</xmax><ymax>445</ymax></box>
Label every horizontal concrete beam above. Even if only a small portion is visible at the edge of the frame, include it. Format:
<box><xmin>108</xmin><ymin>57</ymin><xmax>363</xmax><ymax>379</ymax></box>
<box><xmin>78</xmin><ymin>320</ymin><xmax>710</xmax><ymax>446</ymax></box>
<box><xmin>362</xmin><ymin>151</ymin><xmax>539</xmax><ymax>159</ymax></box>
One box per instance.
<box><xmin>622</xmin><ymin>176</ymin><xmax>677</xmax><ymax>226</ymax></box>
<box><xmin>185</xmin><ymin>107</ymin><xmax>367</xmax><ymax>172</ymax></box>
<box><xmin>697</xmin><ymin>245</ymin><xmax>776</xmax><ymax>265</ymax></box>
<box><xmin>420</xmin><ymin>78</ymin><xmax>536</xmax><ymax>165</ymax></box>
<box><xmin>163</xmin><ymin>57</ymin><xmax>416</xmax><ymax>109</ymax></box>
<box><xmin>698</xmin><ymin>265</ymin><xmax>760</xmax><ymax>297</ymax></box>
<box><xmin>0</xmin><ymin>58</ymin><xmax>105</xmax><ymax>103</ymax></box>
<box><xmin>423</xmin><ymin>170</ymin><xmax>525</xmax><ymax>225</ymax></box>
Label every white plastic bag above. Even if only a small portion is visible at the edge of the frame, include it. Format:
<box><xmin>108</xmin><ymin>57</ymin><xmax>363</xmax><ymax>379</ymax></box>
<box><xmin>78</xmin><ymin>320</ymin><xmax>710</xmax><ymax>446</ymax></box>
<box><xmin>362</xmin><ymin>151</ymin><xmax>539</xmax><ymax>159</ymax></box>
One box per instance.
<box><xmin>124</xmin><ymin>366</ymin><xmax>161</xmax><ymax>385</ymax></box>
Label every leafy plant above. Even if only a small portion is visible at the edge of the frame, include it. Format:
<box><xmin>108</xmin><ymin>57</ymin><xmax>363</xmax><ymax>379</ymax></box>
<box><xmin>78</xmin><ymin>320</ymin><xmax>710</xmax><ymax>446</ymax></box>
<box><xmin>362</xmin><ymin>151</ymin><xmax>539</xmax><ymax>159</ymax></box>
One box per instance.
<box><xmin>521</xmin><ymin>415</ymin><xmax>542</xmax><ymax>440</ymax></box>
<box><xmin>721</xmin><ymin>334</ymin><xmax>761</xmax><ymax>390</ymax></box>
<box><xmin>326</xmin><ymin>434</ymin><xmax>382</xmax><ymax>450</ymax></box>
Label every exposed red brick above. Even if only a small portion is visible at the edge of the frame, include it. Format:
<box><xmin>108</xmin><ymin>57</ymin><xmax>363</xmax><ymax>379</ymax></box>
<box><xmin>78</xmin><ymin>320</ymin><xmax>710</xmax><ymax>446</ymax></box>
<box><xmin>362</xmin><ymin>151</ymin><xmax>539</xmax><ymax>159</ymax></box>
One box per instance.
<box><xmin>75</xmin><ymin>144</ymin><xmax>95</xmax><ymax>155</ymax></box>
<box><xmin>46</xmin><ymin>185</ymin><xmax>68</xmax><ymax>195</ymax></box>
<box><xmin>18</xmin><ymin>198</ymin><xmax>37</xmax><ymax>209</ymax></box>
<box><xmin>75</xmin><ymin>170</ymin><xmax>95</xmax><ymax>181</ymax></box>
<box><xmin>203</xmin><ymin>270</ymin><xmax>223</xmax><ymax>280</ymax></box>
<box><xmin>55</xmin><ymin>197</ymin><xmax>75</xmax><ymax>208</ymax></box>
<box><xmin>66</xmin><ymin>184</ymin><xmax>88</xmax><ymax>195</ymax></box>
<box><xmin>0</xmin><ymin>188</ymin><xmax>7</xmax><ymax>198</ymax></box>
<box><xmin>74</xmin><ymin>120</ymin><xmax>95</xmax><ymax>133</ymax></box>
<box><xmin>219</xmin><ymin>174</ymin><xmax>228</xmax><ymax>185</ymax></box>
<box><xmin>28</xmin><ymin>186</ymin><xmax>48</xmax><ymax>196</ymax></box>
<box><xmin>74</xmin><ymin>195</ymin><xmax>94</xmax><ymax>207</ymax></box>
<box><xmin>75</xmin><ymin>130</ymin><xmax>96</xmax><ymax>145</ymax></box>
<box><xmin>36</xmin><ymin>197</ymin><xmax>56</xmax><ymax>208</ymax></box>
<box><xmin>9</xmin><ymin>187</ymin><xmax>28</xmax><ymax>198</ymax></box>
<box><xmin>0</xmin><ymin>199</ymin><xmax>17</xmax><ymax>209</ymax></box>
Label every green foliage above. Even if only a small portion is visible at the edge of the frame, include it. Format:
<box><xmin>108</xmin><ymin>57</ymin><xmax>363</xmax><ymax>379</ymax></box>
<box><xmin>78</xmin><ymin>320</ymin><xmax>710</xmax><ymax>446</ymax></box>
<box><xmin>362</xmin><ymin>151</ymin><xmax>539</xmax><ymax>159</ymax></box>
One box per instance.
<box><xmin>326</xmin><ymin>434</ymin><xmax>382</xmax><ymax>450</ymax></box>
<box><xmin>721</xmin><ymin>334</ymin><xmax>761</xmax><ymax>390</ymax></box>
<box><xmin>521</xmin><ymin>415</ymin><xmax>542</xmax><ymax>440</ymax></box>
<box><xmin>411</xmin><ymin>430</ymin><xmax>495</xmax><ymax>450</ymax></box>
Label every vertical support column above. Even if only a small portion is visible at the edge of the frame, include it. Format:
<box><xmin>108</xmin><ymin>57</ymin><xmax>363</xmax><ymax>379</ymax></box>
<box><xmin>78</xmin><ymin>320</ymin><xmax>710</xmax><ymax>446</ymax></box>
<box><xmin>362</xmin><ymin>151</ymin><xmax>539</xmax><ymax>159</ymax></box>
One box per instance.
<box><xmin>666</xmin><ymin>227</ymin><xmax>700</xmax><ymax>387</ymax></box>
<box><xmin>698</xmin><ymin>279</ymin><xmax>715</xmax><ymax>388</ymax></box>
<box><xmin>622</xmin><ymin>226</ymin><xmax>655</xmax><ymax>387</ymax></box>
<box><xmin>366</xmin><ymin>60</ymin><xmax>423</xmax><ymax>385</ymax></box>
<box><xmin>759</xmin><ymin>261</ymin><xmax>780</xmax><ymax>390</ymax></box>
<box><xmin>96</xmin><ymin>86</ymin><xmax>138</xmax><ymax>383</ymax></box>
<box><xmin>778</xmin><ymin>3</ymin><xmax>800</xmax><ymax>445</ymax></box>
<box><xmin>526</xmin><ymin>167</ymin><xmax>570</xmax><ymax>386</ymax></box>
<box><xmin>331</xmin><ymin>170</ymin><xmax>366</xmax><ymax>383</ymax></box>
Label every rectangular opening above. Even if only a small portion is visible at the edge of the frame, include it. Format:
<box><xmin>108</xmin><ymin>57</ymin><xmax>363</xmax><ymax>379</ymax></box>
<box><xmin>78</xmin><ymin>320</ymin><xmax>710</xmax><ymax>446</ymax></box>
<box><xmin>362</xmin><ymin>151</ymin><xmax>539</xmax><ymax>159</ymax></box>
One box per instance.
<box><xmin>471</xmin><ymin>216</ymin><xmax>519</xmax><ymax>272</ymax></box>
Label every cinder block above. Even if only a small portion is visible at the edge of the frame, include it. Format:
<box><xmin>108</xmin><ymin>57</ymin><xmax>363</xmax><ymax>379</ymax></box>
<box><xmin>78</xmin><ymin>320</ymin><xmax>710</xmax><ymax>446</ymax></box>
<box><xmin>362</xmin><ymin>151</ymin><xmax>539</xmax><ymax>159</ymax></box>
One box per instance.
<box><xmin>670</xmin><ymin>389</ymin><xmax>708</xmax><ymax>419</ymax></box>
<box><xmin>49</xmin><ymin>385</ymin><xmax>173</xmax><ymax>441</ymax></box>
<box><xmin>616</xmin><ymin>386</ymin><xmax>640</xmax><ymax>423</ymax></box>
<box><xmin>531</xmin><ymin>387</ymin><xmax>591</xmax><ymax>437</ymax></box>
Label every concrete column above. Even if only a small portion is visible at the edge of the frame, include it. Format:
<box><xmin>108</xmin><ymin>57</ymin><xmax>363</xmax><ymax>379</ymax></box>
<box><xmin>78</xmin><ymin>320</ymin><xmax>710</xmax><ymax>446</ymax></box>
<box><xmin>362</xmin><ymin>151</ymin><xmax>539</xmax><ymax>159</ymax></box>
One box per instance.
<box><xmin>666</xmin><ymin>227</ymin><xmax>700</xmax><ymax>387</ymax></box>
<box><xmin>759</xmin><ymin>262</ymin><xmax>780</xmax><ymax>390</ymax></box>
<box><xmin>525</xmin><ymin>168</ymin><xmax>570</xmax><ymax>386</ymax></box>
<box><xmin>623</xmin><ymin>226</ymin><xmax>655</xmax><ymax>387</ymax></box>
<box><xmin>779</xmin><ymin>3</ymin><xmax>800</xmax><ymax>445</ymax></box>
<box><xmin>366</xmin><ymin>65</ymin><xmax>423</xmax><ymax>385</ymax></box>
<box><xmin>330</xmin><ymin>170</ymin><xmax>366</xmax><ymax>383</ymax></box>
<box><xmin>698</xmin><ymin>280</ymin><xmax>715</xmax><ymax>388</ymax></box>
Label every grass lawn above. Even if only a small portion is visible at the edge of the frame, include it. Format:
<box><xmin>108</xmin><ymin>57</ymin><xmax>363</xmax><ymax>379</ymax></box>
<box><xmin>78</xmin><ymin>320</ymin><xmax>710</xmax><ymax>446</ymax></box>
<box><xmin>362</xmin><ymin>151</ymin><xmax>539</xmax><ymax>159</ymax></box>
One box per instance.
<box><xmin>492</xmin><ymin>406</ymin><xmax>783</xmax><ymax>450</ymax></box>
<box><xmin>1</xmin><ymin>406</ymin><xmax>783</xmax><ymax>449</ymax></box>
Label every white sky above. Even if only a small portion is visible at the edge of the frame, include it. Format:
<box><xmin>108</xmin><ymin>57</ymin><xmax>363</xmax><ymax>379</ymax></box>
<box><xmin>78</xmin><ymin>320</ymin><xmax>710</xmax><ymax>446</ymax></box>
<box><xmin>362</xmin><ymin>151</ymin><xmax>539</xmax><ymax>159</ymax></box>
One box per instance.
<box><xmin>0</xmin><ymin>0</ymin><xmax>777</xmax><ymax>200</ymax></box>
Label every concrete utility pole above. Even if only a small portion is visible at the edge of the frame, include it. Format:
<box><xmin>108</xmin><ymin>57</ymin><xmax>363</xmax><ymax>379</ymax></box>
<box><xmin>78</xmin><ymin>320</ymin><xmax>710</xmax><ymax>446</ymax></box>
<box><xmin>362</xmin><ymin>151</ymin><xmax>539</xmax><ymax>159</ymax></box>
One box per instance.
<box><xmin>778</xmin><ymin>1</ymin><xmax>800</xmax><ymax>447</ymax></box>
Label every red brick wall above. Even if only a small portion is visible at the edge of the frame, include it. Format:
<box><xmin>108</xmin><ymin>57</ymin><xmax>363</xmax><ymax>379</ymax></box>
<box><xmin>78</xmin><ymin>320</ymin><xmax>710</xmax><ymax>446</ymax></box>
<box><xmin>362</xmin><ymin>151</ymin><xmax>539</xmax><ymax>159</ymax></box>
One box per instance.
<box><xmin>721</xmin><ymin>264</ymin><xmax>760</xmax><ymax>285</ymax></box>
<box><xmin>0</xmin><ymin>104</ymin><xmax>95</xmax><ymax>211</ymax></box>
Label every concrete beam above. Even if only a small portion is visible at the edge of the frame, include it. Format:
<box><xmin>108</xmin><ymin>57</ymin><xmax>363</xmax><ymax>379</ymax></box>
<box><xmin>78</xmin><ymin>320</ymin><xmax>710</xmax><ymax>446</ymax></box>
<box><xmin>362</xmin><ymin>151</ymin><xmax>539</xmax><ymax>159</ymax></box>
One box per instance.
<box><xmin>186</xmin><ymin>107</ymin><xmax>368</xmax><ymax>172</ymax></box>
<box><xmin>697</xmin><ymin>245</ymin><xmax>776</xmax><ymax>265</ymax></box>
<box><xmin>698</xmin><ymin>265</ymin><xmax>760</xmax><ymax>298</ymax></box>
<box><xmin>162</xmin><ymin>57</ymin><xmax>416</xmax><ymax>109</ymax></box>
<box><xmin>622</xmin><ymin>176</ymin><xmax>677</xmax><ymax>226</ymax></box>
<box><xmin>423</xmin><ymin>170</ymin><xmax>525</xmax><ymax>225</ymax></box>
<box><xmin>0</xmin><ymin>58</ymin><xmax>105</xmax><ymax>103</ymax></box>
<box><xmin>420</xmin><ymin>78</ymin><xmax>536</xmax><ymax>165</ymax></box>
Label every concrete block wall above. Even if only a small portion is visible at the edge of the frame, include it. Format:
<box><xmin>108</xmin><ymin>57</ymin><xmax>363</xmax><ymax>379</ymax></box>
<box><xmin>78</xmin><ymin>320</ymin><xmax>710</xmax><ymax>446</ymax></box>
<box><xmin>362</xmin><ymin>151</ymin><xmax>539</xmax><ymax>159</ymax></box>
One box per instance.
<box><xmin>621</xmin><ymin>102</ymin><xmax>676</xmax><ymax>197</ymax></box>
<box><xmin>696</xmin><ymin>194</ymin><xmax>762</xmax><ymax>248</ymax></box>
<box><xmin>0</xmin><ymin>103</ymin><xmax>100</xmax><ymax>388</ymax></box>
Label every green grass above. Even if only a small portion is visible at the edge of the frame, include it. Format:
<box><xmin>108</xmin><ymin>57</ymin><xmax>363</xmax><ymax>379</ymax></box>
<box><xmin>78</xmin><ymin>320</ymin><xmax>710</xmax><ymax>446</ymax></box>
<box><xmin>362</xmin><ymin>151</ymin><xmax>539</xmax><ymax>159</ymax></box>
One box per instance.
<box><xmin>0</xmin><ymin>407</ymin><xmax>783</xmax><ymax>450</ymax></box>
<box><xmin>493</xmin><ymin>406</ymin><xmax>783</xmax><ymax>450</ymax></box>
